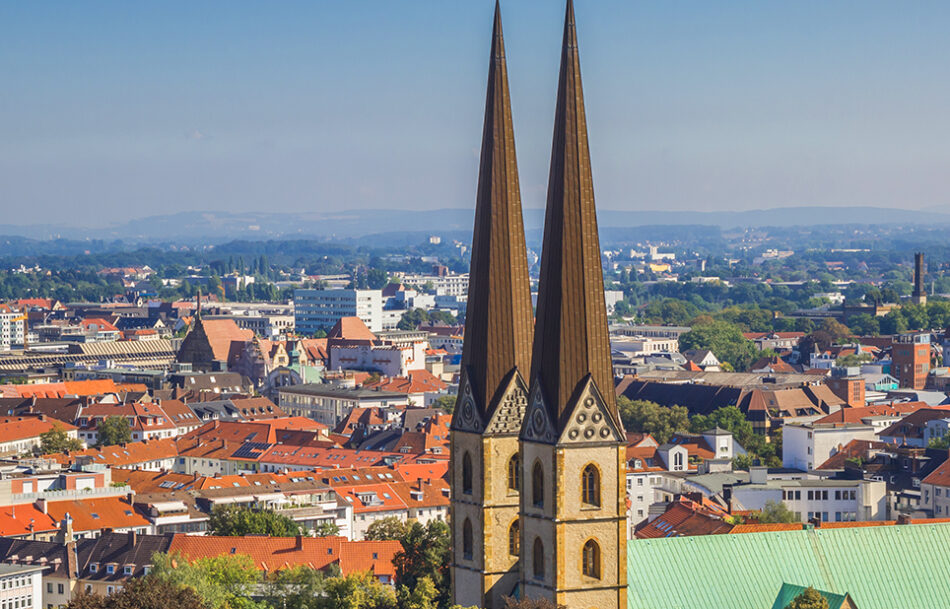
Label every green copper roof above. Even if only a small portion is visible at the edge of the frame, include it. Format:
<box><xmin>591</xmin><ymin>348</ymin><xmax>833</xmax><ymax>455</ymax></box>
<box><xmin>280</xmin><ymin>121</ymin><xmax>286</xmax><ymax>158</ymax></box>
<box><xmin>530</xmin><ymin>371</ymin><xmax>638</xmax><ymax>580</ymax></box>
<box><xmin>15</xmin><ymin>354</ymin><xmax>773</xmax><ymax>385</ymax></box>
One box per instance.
<box><xmin>627</xmin><ymin>523</ymin><xmax>950</xmax><ymax>609</ymax></box>
<box><xmin>771</xmin><ymin>583</ymin><xmax>850</xmax><ymax>609</ymax></box>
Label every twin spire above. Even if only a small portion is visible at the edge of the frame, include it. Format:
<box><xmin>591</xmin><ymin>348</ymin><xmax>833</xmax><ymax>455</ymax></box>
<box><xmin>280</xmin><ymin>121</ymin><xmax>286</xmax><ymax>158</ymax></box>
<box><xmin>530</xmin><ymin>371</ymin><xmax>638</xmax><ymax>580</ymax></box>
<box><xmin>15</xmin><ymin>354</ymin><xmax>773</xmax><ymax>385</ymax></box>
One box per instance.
<box><xmin>456</xmin><ymin>0</ymin><xmax>615</xmax><ymax>433</ymax></box>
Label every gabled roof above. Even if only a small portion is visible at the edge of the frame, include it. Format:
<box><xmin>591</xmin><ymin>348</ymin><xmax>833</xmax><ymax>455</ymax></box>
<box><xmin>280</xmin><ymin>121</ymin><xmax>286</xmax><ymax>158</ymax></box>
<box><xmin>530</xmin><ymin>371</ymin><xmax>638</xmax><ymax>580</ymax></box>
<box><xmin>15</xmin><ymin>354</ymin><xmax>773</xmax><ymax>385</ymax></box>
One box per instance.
<box><xmin>814</xmin><ymin>402</ymin><xmax>926</xmax><ymax>425</ymax></box>
<box><xmin>200</xmin><ymin>319</ymin><xmax>254</xmax><ymax>363</ymax></box>
<box><xmin>0</xmin><ymin>416</ymin><xmax>76</xmax><ymax>442</ymax></box>
<box><xmin>45</xmin><ymin>496</ymin><xmax>150</xmax><ymax>533</ymax></box>
<box><xmin>771</xmin><ymin>583</ymin><xmax>853</xmax><ymax>609</ymax></box>
<box><xmin>0</xmin><ymin>504</ymin><xmax>58</xmax><ymax>537</ymax></box>
<box><xmin>77</xmin><ymin>531</ymin><xmax>173</xmax><ymax>581</ymax></box>
<box><xmin>922</xmin><ymin>458</ymin><xmax>950</xmax><ymax>487</ymax></box>
<box><xmin>168</xmin><ymin>535</ymin><xmax>400</xmax><ymax>578</ymax></box>
<box><xmin>327</xmin><ymin>317</ymin><xmax>376</xmax><ymax>342</ymax></box>
<box><xmin>47</xmin><ymin>437</ymin><xmax>179</xmax><ymax>468</ymax></box>
<box><xmin>879</xmin><ymin>408</ymin><xmax>950</xmax><ymax>442</ymax></box>
<box><xmin>634</xmin><ymin>498</ymin><xmax>732</xmax><ymax>539</ymax></box>
<box><xmin>363</xmin><ymin>370</ymin><xmax>448</xmax><ymax>395</ymax></box>
<box><xmin>816</xmin><ymin>439</ymin><xmax>895</xmax><ymax>470</ymax></box>
<box><xmin>628</xmin><ymin>521</ymin><xmax>950</xmax><ymax>609</ymax></box>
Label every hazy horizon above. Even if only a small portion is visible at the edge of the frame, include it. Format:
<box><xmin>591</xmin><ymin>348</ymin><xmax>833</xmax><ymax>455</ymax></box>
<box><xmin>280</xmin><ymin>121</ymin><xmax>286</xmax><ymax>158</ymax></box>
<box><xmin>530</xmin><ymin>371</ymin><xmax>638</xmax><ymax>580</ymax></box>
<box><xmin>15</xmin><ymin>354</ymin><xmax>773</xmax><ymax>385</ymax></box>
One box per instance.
<box><xmin>4</xmin><ymin>0</ymin><xmax>950</xmax><ymax>225</ymax></box>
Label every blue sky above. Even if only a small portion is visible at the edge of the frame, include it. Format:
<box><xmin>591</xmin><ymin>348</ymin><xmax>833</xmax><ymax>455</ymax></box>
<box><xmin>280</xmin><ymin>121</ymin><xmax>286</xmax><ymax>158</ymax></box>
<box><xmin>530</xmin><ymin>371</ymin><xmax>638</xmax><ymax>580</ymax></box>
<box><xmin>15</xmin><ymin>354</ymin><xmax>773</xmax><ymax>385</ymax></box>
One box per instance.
<box><xmin>2</xmin><ymin>1</ymin><xmax>949</xmax><ymax>226</ymax></box>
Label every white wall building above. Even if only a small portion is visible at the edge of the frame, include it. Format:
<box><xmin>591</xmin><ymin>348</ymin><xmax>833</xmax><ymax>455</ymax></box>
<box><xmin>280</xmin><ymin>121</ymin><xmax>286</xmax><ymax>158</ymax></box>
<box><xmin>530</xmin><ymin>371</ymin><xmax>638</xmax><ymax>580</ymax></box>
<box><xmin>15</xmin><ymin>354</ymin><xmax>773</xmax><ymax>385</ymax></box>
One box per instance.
<box><xmin>295</xmin><ymin>289</ymin><xmax>383</xmax><ymax>334</ymax></box>
<box><xmin>0</xmin><ymin>305</ymin><xmax>25</xmax><ymax>352</ymax></box>
<box><xmin>0</xmin><ymin>564</ymin><xmax>44</xmax><ymax>609</ymax></box>
<box><xmin>278</xmin><ymin>385</ymin><xmax>407</xmax><ymax>427</ymax></box>
<box><xmin>783</xmin><ymin>423</ymin><xmax>877</xmax><ymax>471</ymax></box>
<box><xmin>729</xmin><ymin>472</ymin><xmax>887</xmax><ymax>523</ymax></box>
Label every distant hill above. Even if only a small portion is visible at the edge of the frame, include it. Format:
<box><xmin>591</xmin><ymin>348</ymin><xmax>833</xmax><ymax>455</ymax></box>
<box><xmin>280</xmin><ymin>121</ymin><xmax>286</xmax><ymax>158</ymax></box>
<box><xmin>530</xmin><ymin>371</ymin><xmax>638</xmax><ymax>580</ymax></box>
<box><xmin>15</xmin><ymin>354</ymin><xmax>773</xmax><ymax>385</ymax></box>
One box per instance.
<box><xmin>0</xmin><ymin>205</ymin><xmax>947</xmax><ymax>245</ymax></box>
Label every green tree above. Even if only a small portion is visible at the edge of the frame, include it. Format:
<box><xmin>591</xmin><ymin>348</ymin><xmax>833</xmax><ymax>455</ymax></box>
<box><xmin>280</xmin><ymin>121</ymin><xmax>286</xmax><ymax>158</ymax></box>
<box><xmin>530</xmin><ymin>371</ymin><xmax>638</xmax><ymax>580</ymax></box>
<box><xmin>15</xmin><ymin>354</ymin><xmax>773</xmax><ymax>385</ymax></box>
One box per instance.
<box><xmin>430</xmin><ymin>395</ymin><xmax>457</xmax><ymax>415</ymax></box>
<box><xmin>64</xmin><ymin>576</ymin><xmax>209</xmax><ymax>609</ymax></box>
<box><xmin>151</xmin><ymin>552</ymin><xmax>260</xmax><ymax>609</ymax></box>
<box><xmin>208</xmin><ymin>506</ymin><xmax>302</xmax><ymax>537</ymax></box>
<box><xmin>835</xmin><ymin>353</ymin><xmax>872</xmax><ymax>367</ymax></box>
<box><xmin>313</xmin><ymin>521</ymin><xmax>341</xmax><ymax>537</ymax></box>
<box><xmin>397</xmin><ymin>576</ymin><xmax>438</xmax><ymax>609</ymax></box>
<box><xmin>319</xmin><ymin>572</ymin><xmax>397</xmax><ymax>609</ymax></box>
<box><xmin>365</xmin><ymin>516</ymin><xmax>410</xmax><ymax>541</ymax></box>
<box><xmin>263</xmin><ymin>565</ymin><xmax>337</xmax><ymax>609</ymax></box>
<box><xmin>397</xmin><ymin>309</ymin><xmax>428</xmax><ymax>331</ymax></box>
<box><xmin>617</xmin><ymin>397</ymin><xmax>690</xmax><ymax>444</ymax></box>
<box><xmin>847</xmin><ymin>313</ymin><xmax>880</xmax><ymax>336</ymax></box>
<box><xmin>929</xmin><ymin>435</ymin><xmax>950</xmax><ymax>450</ymax></box>
<box><xmin>96</xmin><ymin>415</ymin><xmax>131</xmax><ymax>447</ymax></box>
<box><xmin>393</xmin><ymin>521</ymin><xmax>451</xmax><ymax>609</ymax></box>
<box><xmin>789</xmin><ymin>587</ymin><xmax>830</xmax><ymax>609</ymax></box>
<box><xmin>39</xmin><ymin>423</ymin><xmax>83</xmax><ymax>454</ymax></box>
<box><xmin>679</xmin><ymin>320</ymin><xmax>758</xmax><ymax>371</ymax></box>
<box><xmin>757</xmin><ymin>500</ymin><xmax>798</xmax><ymax>524</ymax></box>
<box><xmin>365</xmin><ymin>268</ymin><xmax>390</xmax><ymax>290</ymax></box>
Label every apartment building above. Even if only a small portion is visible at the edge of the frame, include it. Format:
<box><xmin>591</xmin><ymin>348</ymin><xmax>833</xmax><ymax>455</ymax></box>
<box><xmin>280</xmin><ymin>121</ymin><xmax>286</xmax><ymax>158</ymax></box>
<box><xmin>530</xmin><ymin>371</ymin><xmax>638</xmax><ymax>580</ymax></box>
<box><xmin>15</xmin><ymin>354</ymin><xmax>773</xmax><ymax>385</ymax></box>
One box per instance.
<box><xmin>294</xmin><ymin>289</ymin><xmax>383</xmax><ymax>334</ymax></box>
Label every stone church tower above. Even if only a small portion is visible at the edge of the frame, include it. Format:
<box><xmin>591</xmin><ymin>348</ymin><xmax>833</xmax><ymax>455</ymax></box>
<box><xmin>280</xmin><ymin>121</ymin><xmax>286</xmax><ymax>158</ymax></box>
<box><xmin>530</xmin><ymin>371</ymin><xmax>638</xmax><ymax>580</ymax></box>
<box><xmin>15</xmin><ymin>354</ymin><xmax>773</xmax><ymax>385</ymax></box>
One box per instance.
<box><xmin>450</xmin><ymin>2</ymin><xmax>535</xmax><ymax>608</ymax></box>
<box><xmin>518</xmin><ymin>1</ymin><xmax>628</xmax><ymax>608</ymax></box>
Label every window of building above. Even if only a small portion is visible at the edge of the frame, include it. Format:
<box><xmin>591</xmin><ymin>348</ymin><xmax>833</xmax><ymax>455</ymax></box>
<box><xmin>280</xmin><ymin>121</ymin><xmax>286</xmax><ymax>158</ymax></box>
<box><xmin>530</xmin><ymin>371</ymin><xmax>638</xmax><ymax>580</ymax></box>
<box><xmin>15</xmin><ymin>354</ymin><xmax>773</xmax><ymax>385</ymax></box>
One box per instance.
<box><xmin>582</xmin><ymin>464</ymin><xmax>601</xmax><ymax>507</ymax></box>
<box><xmin>57</xmin><ymin>585</ymin><xmax>63</xmax><ymax>595</ymax></box>
<box><xmin>507</xmin><ymin>454</ymin><xmax>520</xmax><ymax>493</ymax></box>
<box><xmin>508</xmin><ymin>519</ymin><xmax>520</xmax><ymax>556</ymax></box>
<box><xmin>532</xmin><ymin>461</ymin><xmax>544</xmax><ymax>509</ymax></box>
<box><xmin>462</xmin><ymin>452</ymin><xmax>473</xmax><ymax>496</ymax></box>
<box><xmin>532</xmin><ymin>538</ymin><xmax>544</xmax><ymax>580</ymax></box>
<box><xmin>462</xmin><ymin>519</ymin><xmax>473</xmax><ymax>560</ymax></box>
<box><xmin>582</xmin><ymin>539</ymin><xmax>601</xmax><ymax>579</ymax></box>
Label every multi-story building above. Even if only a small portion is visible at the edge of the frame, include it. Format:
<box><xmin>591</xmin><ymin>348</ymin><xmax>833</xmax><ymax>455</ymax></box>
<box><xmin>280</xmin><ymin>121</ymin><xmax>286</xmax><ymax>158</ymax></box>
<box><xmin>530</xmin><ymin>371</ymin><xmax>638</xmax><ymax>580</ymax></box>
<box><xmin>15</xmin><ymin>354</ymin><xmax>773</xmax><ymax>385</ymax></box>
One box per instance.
<box><xmin>0</xmin><ymin>564</ymin><xmax>44</xmax><ymax>609</ymax></box>
<box><xmin>0</xmin><ymin>304</ymin><xmax>26</xmax><ymax>351</ymax></box>
<box><xmin>892</xmin><ymin>332</ymin><xmax>930</xmax><ymax>390</ymax></box>
<box><xmin>278</xmin><ymin>384</ymin><xmax>406</xmax><ymax>427</ymax></box>
<box><xmin>396</xmin><ymin>272</ymin><xmax>469</xmax><ymax>298</ymax></box>
<box><xmin>921</xmin><ymin>459</ymin><xmax>950</xmax><ymax>517</ymax></box>
<box><xmin>783</xmin><ymin>422</ymin><xmax>877</xmax><ymax>472</ymax></box>
<box><xmin>294</xmin><ymin>289</ymin><xmax>383</xmax><ymax>334</ymax></box>
<box><xmin>726</xmin><ymin>469</ymin><xmax>887</xmax><ymax>522</ymax></box>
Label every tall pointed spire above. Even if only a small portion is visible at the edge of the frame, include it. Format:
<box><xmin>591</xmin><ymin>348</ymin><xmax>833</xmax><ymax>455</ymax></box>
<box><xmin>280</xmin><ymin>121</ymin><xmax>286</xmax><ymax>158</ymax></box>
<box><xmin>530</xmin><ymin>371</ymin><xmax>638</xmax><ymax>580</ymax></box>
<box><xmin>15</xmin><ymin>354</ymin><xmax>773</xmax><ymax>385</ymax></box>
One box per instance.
<box><xmin>455</xmin><ymin>0</ymin><xmax>534</xmax><ymax>424</ymax></box>
<box><xmin>530</xmin><ymin>0</ymin><xmax>617</xmax><ymax>429</ymax></box>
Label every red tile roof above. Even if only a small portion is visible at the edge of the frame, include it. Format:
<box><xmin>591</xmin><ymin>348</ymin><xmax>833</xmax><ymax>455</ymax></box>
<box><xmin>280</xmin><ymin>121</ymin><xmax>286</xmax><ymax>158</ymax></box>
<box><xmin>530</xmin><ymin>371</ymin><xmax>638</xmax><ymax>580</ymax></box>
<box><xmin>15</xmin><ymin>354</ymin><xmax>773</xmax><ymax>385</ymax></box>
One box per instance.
<box><xmin>0</xmin><ymin>416</ymin><xmax>78</xmax><ymax>442</ymax></box>
<box><xmin>45</xmin><ymin>496</ymin><xmax>150</xmax><ymax>533</ymax></box>
<box><xmin>814</xmin><ymin>402</ymin><xmax>927</xmax><ymax>425</ymax></box>
<box><xmin>169</xmin><ymin>535</ymin><xmax>401</xmax><ymax>578</ymax></box>
<box><xmin>327</xmin><ymin>317</ymin><xmax>376</xmax><ymax>342</ymax></box>
<box><xmin>922</xmin><ymin>458</ymin><xmax>950</xmax><ymax>488</ymax></box>
<box><xmin>634</xmin><ymin>499</ymin><xmax>732</xmax><ymax>538</ymax></box>
<box><xmin>363</xmin><ymin>370</ymin><xmax>448</xmax><ymax>394</ymax></box>
<box><xmin>0</xmin><ymin>504</ymin><xmax>58</xmax><ymax>536</ymax></box>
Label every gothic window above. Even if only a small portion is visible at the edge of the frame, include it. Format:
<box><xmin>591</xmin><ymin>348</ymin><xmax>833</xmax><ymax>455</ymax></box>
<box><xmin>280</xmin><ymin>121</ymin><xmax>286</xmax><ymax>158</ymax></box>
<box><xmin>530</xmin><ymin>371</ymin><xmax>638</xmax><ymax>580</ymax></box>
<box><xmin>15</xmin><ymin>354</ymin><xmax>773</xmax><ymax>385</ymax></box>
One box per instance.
<box><xmin>532</xmin><ymin>461</ymin><xmax>544</xmax><ymax>508</ymax></box>
<box><xmin>462</xmin><ymin>452</ymin><xmax>473</xmax><ymax>495</ymax></box>
<box><xmin>508</xmin><ymin>519</ymin><xmax>520</xmax><ymax>556</ymax></box>
<box><xmin>462</xmin><ymin>518</ymin><xmax>473</xmax><ymax>560</ymax></box>
<box><xmin>507</xmin><ymin>454</ymin><xmax>521</xmax><ymax>493</ymax></box>
<box><xmin>582</xmin><ymin>539</ymin><xmax>601</xmax><ymax>579</ymax></box>
<box><xmin>532</xmin><ymin>537</ymin><xmax>544</xmax><ymax>580</ymax></box>
<box><xmin>582</xmin><ymin>464</ymin><xmax>600</xmax><ymax>507</ymax></box>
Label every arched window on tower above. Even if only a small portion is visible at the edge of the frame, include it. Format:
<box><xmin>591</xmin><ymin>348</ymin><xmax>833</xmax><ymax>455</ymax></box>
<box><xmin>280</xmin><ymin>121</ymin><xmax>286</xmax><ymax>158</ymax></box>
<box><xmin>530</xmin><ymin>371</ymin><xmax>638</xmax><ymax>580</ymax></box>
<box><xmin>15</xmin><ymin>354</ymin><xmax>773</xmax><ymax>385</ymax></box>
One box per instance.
<box><xmin>507</xmin><ymin>454</ymin><xmax>521</xmax><ymax>493</ymax></box>
<box><xmin>582</xmin><ymin>464</ymin><xmax>601</xmax><ymax>507</ymax></box>
<box><xmin>462</xmin><ymin>518</ymin><xmax>473</xmax><ymax>560</ymax></box>
<box><xmin>508</xmin><ymin>519</ymin><xmax>520</xmax><ymax>556</ymax></box>
<box><xmin>532</xmin><ymin>461</ymin><xmax>544</xmax><ymax>508</ymax></box>
<box><xmin>532</xmin><ymin>537</ymin><xmax>544</xmax><ymax>580</ymax></box>
<box><xmin>582</xmin><ymin>539</ymin><xmax>601</xmax><ymax>579</ymax></box>
<box><xmin>462</xmin><ymin>452</ymin><xmax>473</xmax><ymax>495</ymax></box>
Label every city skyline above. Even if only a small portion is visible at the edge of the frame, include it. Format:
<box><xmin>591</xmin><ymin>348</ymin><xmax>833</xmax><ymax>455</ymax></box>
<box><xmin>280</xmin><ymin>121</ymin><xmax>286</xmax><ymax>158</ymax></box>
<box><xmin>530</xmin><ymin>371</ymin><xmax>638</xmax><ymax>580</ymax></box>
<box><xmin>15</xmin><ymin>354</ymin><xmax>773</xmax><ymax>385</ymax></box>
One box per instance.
<box><xmin>4</xmin><ymin>0</ymin><xmax>950</xmax><ymax>225</ymax></box>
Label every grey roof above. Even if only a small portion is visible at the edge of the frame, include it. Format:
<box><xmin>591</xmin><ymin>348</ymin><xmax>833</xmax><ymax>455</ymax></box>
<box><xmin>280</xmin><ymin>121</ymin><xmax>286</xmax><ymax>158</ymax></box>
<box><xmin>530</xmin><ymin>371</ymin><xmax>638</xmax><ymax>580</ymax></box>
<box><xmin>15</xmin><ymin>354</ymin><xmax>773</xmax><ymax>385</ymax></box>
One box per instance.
<box><xmin>682</xmin><ymin>472</ymin><xmax>751</xmax><ymax>495</ymax></box>
<box><xmin>0</xmin><ymin>563</ymin><xmax>47</xmax><ymax>576</ymax></box>
<box><xmin>279</xmin><ymin>384</ymin><xmax>404</xmax><ymax>400</ymax></box>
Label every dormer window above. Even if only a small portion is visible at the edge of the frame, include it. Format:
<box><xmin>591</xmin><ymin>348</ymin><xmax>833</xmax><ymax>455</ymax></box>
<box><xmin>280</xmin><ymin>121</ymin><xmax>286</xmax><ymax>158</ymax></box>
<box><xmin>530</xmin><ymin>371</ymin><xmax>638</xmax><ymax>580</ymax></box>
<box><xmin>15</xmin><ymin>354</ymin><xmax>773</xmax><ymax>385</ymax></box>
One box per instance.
<box><xmin>90</xmin><ymin>563</ymin><xmax>99</xmax><ymax>573</ymax></box>
<box><xmin>123</xmin><ymin>565</ymin><xmax>134</xmax><ymax>575</ymax></box>
<box><xmin>106</xmin><ymin>564</ymin><xmax>115</xmax><ymax>574</ymax></box>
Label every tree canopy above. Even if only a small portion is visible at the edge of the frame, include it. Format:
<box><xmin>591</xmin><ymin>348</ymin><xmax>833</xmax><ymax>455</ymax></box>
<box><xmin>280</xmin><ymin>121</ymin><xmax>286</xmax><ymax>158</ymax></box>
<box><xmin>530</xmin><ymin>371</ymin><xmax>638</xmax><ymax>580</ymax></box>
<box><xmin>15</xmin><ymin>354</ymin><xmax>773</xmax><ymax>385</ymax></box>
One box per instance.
<box><xmin>96</xmin><ymin>415</ymin><xmax>132</xmax><ymax>447</ymax></box>
<box><xmin>39</xmin><ymin>424</ymin><xmax>83</xmax><ymax>454</ymax></box>
<box><xmin>789</xmin><ymin>587</ymin><xmax>830</xmax><ymax>609</ymax></box>
<box><xmin>208</xmin><ymin>506</ymin><xmax>302</xmax><ymax>537</ymax></box>
<box><xmin>678</xmin><ymin>319</ymin><xmax>758</xmax><ymax>372</ymax></box>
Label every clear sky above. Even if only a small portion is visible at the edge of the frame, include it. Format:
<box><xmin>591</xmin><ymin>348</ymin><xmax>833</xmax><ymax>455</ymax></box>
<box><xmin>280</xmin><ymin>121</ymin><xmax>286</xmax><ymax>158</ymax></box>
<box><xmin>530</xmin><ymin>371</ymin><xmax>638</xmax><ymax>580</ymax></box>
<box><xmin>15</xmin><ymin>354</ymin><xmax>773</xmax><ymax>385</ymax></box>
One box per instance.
<box><xmin>3</xmin><ymin>0</ymin><xmax>950</xmax><ymax>226</ymax></box>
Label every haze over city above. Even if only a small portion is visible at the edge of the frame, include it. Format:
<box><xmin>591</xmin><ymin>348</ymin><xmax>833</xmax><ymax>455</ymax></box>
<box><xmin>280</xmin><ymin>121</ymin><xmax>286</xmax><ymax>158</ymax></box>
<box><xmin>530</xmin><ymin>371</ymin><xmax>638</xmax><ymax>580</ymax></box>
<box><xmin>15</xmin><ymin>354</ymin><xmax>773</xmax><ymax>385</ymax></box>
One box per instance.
<box><xmin>4</xmin><ymin>0</ymin><xmax>950</xmax><ymax>226</ymax></box>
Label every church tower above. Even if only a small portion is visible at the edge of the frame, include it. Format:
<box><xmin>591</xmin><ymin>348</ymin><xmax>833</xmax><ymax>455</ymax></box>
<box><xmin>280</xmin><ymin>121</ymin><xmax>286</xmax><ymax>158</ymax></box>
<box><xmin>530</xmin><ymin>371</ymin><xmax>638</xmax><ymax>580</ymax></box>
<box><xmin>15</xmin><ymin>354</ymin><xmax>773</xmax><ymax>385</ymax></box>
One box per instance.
<box><xmin>450</xmin><ymin>2</ymin><xmax>535</xmax><ymax>607</ymax></box>
<box><xmin>519</xmin><ymin>1</ymin><xmax>628</xmax><ymax>608</ymax></box>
